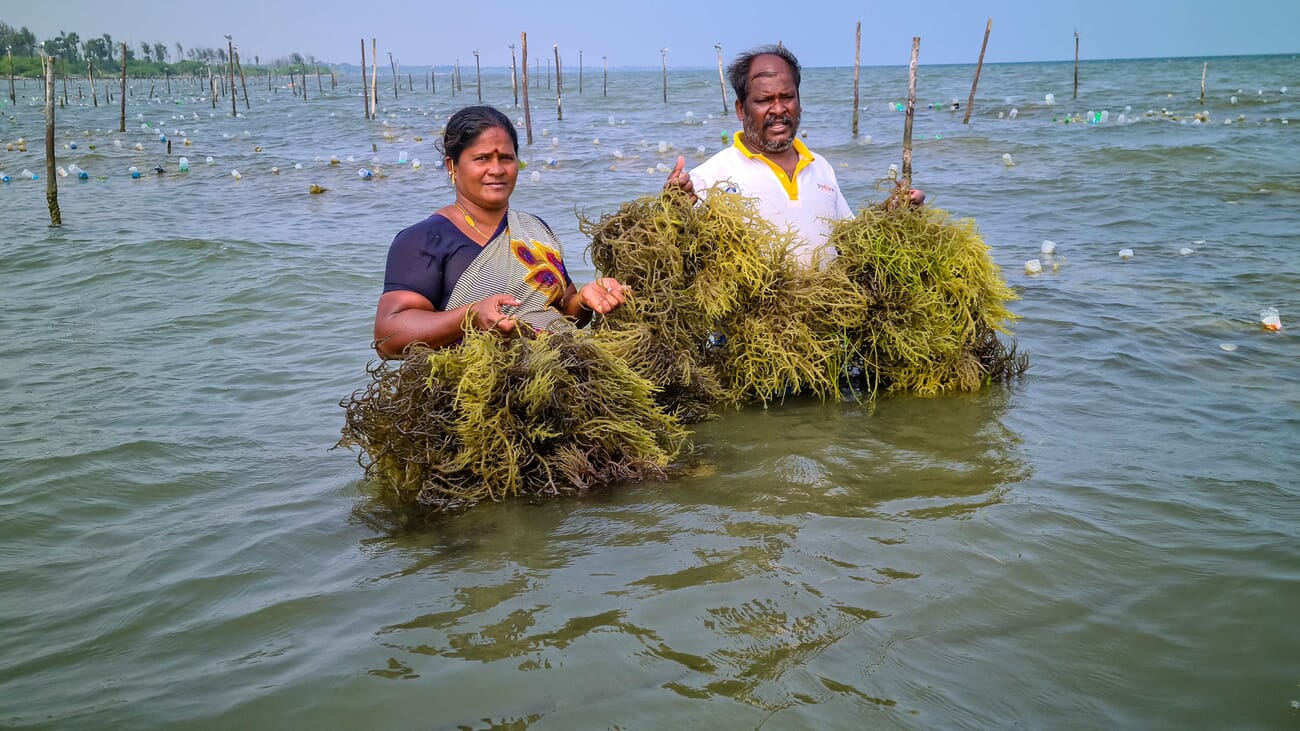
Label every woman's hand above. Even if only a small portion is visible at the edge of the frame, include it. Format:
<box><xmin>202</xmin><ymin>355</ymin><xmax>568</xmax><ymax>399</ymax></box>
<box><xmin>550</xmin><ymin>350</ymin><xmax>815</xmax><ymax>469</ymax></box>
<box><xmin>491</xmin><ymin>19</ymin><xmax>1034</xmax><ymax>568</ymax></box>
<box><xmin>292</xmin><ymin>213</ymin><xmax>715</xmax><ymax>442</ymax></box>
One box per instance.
<box><xmin>579</xmin><ymin>278</ymin><xmax>629</xmax><ymax>314</ymax></box>
<box><xmin>471</xmin><ymin>293</ymin><xmax>523</xmax><ymax>333</ymax></box>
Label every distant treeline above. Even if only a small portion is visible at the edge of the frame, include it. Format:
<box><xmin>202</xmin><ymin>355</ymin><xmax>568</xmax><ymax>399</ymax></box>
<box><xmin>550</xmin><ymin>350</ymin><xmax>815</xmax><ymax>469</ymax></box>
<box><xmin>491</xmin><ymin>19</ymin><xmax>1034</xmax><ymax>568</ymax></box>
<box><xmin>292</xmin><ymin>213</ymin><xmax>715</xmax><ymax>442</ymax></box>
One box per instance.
<box><xmin>1</xmin><ymin>19</ymin><xmax>322</xmax><ymax>77</ymax></box>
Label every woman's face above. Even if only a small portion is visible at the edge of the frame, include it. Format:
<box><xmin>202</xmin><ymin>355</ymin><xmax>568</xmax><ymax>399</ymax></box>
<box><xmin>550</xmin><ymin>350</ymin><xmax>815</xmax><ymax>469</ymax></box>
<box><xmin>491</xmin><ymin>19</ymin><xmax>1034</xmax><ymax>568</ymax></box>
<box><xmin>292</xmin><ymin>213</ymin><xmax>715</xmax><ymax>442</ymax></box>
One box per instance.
<box><xmin>451</xmin><ymin>126</ymin><xmax>518</xmax><ymax>211</ymax></box>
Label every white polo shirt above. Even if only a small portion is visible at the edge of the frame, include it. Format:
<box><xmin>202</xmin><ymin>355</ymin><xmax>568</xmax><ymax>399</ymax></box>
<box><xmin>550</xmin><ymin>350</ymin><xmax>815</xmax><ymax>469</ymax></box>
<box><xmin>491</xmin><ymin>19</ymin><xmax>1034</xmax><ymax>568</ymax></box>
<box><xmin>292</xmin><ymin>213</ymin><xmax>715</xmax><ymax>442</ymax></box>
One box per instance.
<box><xmin>689</xmin><ymin>132</ymin><xmax>853</xmax><ymax>266</ymax></box>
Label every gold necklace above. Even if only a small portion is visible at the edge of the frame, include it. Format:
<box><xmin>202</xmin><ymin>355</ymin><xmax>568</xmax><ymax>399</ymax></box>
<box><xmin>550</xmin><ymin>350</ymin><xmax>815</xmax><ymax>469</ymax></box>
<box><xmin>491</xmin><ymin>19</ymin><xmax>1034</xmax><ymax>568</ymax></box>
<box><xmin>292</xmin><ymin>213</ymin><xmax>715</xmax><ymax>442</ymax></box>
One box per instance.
<box><xmin>453</xmin><ymin>201</ymin><xmax>490</xmax><ymax>240</ymax></box>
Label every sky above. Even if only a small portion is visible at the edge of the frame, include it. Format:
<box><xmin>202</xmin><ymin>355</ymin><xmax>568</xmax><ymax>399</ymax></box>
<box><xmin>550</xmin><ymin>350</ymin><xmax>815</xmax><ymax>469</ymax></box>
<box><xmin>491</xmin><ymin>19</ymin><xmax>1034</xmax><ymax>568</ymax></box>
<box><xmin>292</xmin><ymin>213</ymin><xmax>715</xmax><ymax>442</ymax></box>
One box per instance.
<box><xmin>2</xmin><ymin>0</ymin><xmax>1296</xmax><ymax>69</ymax></box>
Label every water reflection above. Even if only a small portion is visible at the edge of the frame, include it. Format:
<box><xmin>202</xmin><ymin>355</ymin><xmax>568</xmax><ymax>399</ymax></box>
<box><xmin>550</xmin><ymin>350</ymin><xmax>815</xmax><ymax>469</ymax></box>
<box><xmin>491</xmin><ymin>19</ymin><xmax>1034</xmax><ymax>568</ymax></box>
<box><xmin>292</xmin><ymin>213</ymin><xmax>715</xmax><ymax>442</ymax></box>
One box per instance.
<box><xmin>348</xmin><ymin>389</ymin><xmax>1028</xmax><ymax>723</ymax></box>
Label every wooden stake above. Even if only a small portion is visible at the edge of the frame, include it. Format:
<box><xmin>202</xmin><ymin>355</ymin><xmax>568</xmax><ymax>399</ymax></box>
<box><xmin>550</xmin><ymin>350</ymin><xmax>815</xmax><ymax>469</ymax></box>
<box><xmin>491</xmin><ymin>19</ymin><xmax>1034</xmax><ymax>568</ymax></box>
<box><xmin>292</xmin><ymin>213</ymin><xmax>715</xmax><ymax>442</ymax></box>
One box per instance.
<box><xmin>361</xmin><ymin>39</ymin><xmax>369</xmax><ymax>118</ymax></box>
<box><xmin>578</xmin><ymin>49</ymin><xmax>583</xmax><ymax>94</ymax></box>
<box><xmin>851</xmin><ymin>24</ymin><xmax>861</xmax><ymax>135</ymax></box>
<box><xmin>474</xmin><ymin>50</ymin><xmax>482</xmax><ymax>102</ymax></box>
<box><xmin>89</xmin><ymin>59</ymin><xmax>97</xmax><ymax>107</ymax></box>
<box><xmin>235</xmin><ymin>50</ymin><xmax>250</xmax><ymax>109</ymax></box>
<box><xmin>661</xmin><ymin>48</ymin><xmax>668</xmax><ymax>103</ymax></box>
<box><xmin>1073</xmin><ymin>31</ymin><xmax>1079</xmax><ymax>100</ymax></box>
<box><xmin>119</xmin><ymin>43</ymin><xmax>127</xmax><ymax>132</ymax></box>
<box><xmin>6</xmin><ymin>46</ymin><xmax>14</xmax><ymax>105</ymax></box>
<box><xmin>388</xmin><ymin>52</ymin><xmax>398</xmax><ymax>99</ymax></box>
<box><xmin>1200</xmin><ymin>61</ymin><xmax>1207</xmax><ymax>105</ymax></box>
<box><xmin>521</xmin><ymin>32</ymin><xmax>533</xmax><ymax>145</ymax></box>
<box><xmin>510</xmin><ymin>44</ymin><xmax>518</xmax><ymax>107</ymax></box>
<box><xmin>227</xmin><ymin>36</ymin><xmax>237</xmax><ymax>117</ymax></box>
<box><xmin>602</xmin><ymin>55</ymin><xmax>607</xmax><ymax>97</ymax></box>
<box><xmin>902</xmin><ymin>37</ymin><xmax>920</xmax><ymax>190</ymax></box>
<box><xmin>371</xmin><ymin>38</ymin><xmax>378</xmax><ymax>117</ymax></box>
<box><xmin>716</xmin><ymin>43</ymin><xmax>728</xmax><ymax>114</ymax></box>
<box><xmin>407</xmin><ymin>73</ymin><xmax>411</xmax><ymax>91</ymax></box>
<box><xmin>301</xmin><ymin>68</ymin><xmax>307</xmax><ymax>101</ymax></box>
<box><xmin>317</xmin><ymin>64</ymin><xmax>323</xmax><ymax>94</ymax></box>
<box><xmin>553</xmin><ymin>44</ymin><xmax>562</xmax><ymax>121</ymax></box>
<box><xmin>963</xmin><ymin>18</ymin><xmax>992</xmax><ymax>125</ymax></box>
<box><xmin>43</xmin><ymin>53</ymin><xmax>61</xmax><ymax>226</ymax></box>
<box><xmin>210</xmin><ymin>68</ymin><xmax>216</xmax><ymax>109</ymax></box>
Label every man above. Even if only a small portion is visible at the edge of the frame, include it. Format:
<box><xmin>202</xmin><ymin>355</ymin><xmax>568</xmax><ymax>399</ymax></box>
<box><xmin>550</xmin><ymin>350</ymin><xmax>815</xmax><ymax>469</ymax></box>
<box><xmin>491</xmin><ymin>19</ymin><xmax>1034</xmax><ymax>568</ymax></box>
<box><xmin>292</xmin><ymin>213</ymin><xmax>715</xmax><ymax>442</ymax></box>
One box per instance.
<box><xmin>665</xmin><ymin>45</ymin><xmax>922</xmax><ymax>266</ymax></box>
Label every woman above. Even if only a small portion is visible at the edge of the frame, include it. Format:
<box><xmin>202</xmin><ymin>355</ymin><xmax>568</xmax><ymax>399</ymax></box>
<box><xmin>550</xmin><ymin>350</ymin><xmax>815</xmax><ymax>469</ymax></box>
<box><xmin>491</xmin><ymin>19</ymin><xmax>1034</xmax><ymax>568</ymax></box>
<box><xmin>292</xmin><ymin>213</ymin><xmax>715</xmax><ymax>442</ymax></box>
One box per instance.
<box><xmin>373</xmin><ymin>105</ymin><xmax>627</xmax><ymax>357</ymax></box>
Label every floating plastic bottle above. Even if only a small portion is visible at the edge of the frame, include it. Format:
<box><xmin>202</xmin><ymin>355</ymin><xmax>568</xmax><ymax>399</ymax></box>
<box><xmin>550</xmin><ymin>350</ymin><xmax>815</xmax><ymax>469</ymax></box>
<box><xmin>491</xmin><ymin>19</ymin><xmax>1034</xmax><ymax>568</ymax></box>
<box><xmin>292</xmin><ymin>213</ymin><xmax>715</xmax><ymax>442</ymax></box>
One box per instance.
<box><xmin>0</xmin><ymin>173</ymin><xmax>10</xmax><ymax>183</ymax></box>
<box><xmin>398</xmin><ymin>151</ymin><xmax>408</xmax><ymax>164</ymax></box>
<box><xmin>1045</xmin><ymin>93</ymin><xmax>1056</xmax><ymax>105</ymax></box>
<box><xmin>178</xmin><ymin>156</ymin><xmax>189</xmax><ymax>171</ymax></box>
<box><xmin>658</xmin><ymin>141</ymin><xmax>670</xmax><ymax>153</ymax></box>
<box><xmin>1118</xmin><ymin>248</ymin><xmax>1134</xmax><ymax>260</ymax></box>
<box><xmin>294</xmin><ymin>163</ymin><xmax>304</xmax><ymax>170</ymax></box>
<box><xmin>1009</xmin><ymin>108</ymin><xmax>1019</xmax><ymax>118</ymax></box>
<box><xmin>129</xmin><ymin>166</ymin><xmax>141</xmax><ymax>179</ymax></box>
<box><xmin>1002</xmin><ymin>153</ymin><xmax>1015</xmax><ymax>167</ymax></box>
<box><xmin>206</xmin><ymin>156</ymin><xmax>215</xmax><ymax>165</ymax></box>
<box><xmin>1179</xmin><ymin>247</ymin><xmax>1194</xmax><ymax>255</ymax></box>
<box><xmin>411</xmin><ymin>158</ymin><xmax>421</xmax><ymax>169</ymax></box>
<box><xmin>1230</xmin><ymin>96</ymin><xmax>1238</xmax><ymax>105</ymax></box>
<box><xmin>1040</xmin><ymin>240</ymin><xmax>1056</xmax><ymax>255</ymax></box>
<box><xmin>1100</xmin><ymin>110</ymin><xmax>1110</xmax><ymax>123</ymax></box>
<box><xmin>530</xmin><ymin>170</ymin><xmax>541</xmax><ymax>183</ymax></box>
<box><xmin>1024</xmin><ymin>259</ymin><xmax>1043</xmax><ymax>275</ymax></box>
<box><xmin>21</xmin><ymin>169</ymin><xmax>36</xmax><ymax>180</ymax></box>
<box><xmin>57</xmin><ymin>166</ymin><xmax>68</xmax><ymax>178</ymax></box>
<box><xmin>271</xmin><ymin>167</ymin><xmax>280</xmax><ymax>175</ymax></box>
<box><xmin>358</xmin><ymin>168</ymin><xmax>373</xmax><ymax>179</ymax></box>
<box><xmin>1259</xmin><ymin>307</ymin><xmax>1282</xmax><ymax>331</ymax></box>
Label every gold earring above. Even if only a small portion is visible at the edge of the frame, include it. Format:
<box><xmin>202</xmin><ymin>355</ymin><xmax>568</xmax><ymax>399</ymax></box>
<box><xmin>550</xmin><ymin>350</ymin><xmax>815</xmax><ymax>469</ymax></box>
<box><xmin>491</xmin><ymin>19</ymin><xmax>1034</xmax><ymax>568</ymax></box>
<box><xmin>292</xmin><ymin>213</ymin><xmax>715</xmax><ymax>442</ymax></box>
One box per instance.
<box><xmin>449</xmin><ymin>167</ymin><xmax>456</xmax><ymax>185</ymax></box>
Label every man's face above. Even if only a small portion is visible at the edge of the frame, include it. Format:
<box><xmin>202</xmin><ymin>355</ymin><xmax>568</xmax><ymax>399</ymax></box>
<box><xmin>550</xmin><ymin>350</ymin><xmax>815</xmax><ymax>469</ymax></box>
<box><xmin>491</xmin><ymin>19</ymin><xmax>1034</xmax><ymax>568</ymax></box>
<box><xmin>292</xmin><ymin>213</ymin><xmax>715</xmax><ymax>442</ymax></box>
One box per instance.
<box><xmin>738</xmin><ymin>54</ymin><xmax>801</xmax><ymax>154</ymax></box>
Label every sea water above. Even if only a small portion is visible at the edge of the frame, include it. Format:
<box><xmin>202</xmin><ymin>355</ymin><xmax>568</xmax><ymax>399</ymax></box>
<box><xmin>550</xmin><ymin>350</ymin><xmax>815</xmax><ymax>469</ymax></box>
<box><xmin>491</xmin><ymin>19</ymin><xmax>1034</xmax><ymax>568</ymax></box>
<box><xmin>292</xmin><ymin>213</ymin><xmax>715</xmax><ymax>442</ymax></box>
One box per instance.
<box><xmin>1</xmin><ymin>55</ymin><xmax>1298</xmax><ymax>728</ymax></box>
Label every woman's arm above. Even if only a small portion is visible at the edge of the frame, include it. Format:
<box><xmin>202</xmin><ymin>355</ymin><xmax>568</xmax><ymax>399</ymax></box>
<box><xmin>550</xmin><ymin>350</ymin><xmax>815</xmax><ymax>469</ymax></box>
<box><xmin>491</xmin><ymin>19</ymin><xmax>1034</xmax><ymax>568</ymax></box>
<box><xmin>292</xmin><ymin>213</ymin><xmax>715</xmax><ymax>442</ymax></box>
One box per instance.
<box><xmin>373</xmin><ymin>289</ymin><xmax>524</xmax><ymax>356</ymax></box>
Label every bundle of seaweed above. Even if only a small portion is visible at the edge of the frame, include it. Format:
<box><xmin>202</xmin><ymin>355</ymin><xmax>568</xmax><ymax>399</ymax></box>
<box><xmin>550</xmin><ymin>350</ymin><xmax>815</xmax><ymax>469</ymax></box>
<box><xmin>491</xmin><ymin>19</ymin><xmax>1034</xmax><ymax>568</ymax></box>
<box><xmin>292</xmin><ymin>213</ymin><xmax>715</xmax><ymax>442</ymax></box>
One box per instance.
<box><xmin>583</xmin><ymin>189</ymin><xmax>1026</xmax><ymax>404</ymax></box>
<box><xmin>584</xmin><ymin>189</ymin><xmax>870</xmax><ymax>407</ymax></box>
<box><xmin>827</xmin><ymin>204</ymin><xmax>1028</xmax><ymax>394</ymax></box>
<box><xmin>338</xmin><ymin>326</ymin><xmax>689</xmax><ymax>511</ymax></box>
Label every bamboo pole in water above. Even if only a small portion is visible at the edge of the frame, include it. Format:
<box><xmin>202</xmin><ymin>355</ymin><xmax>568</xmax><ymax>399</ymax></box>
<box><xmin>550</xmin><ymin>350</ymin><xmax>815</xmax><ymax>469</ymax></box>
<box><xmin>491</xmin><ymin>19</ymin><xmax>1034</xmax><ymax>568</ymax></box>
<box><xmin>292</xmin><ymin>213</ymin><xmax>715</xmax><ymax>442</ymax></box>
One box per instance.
<box><xmin>602</xmin><ymin>55</ymin><xmax>607</xmax><ymax>97</ymax></box>
<box><xmin>317</xmin><ymin>64</ymin><xmax>323</xmax><ymax>94</ymax></box>
<box><xmin>371</xmin><ymin>38</ymin><xmax>378</xmax><ymax>116</ymax></box>
<box><xmin>578</xmin><ymin>49</ymin><xmax>583</xmax><ymax>94</ymax></box>
<box><xmin>661</xmin><ymin>48</ymin><xmax>668</xmax><ymax>103</ymax></box>
<box><xmin>89</xmin><ymin>59</ymin><xmax>97</xmax><ymax>107</ymax></box>
<box><xmin>227</xmin><ymin>37</ymin><xmax>237</xmax><ymax>117</ymax></box>
<box><xmin>388</xmin><ymin>52</ymin><xmax>398</xmax><ymax>99</ymax></box>
<box><xmin>553</xmin><ymin>44</ymin><xmax>562</xmax><ymax>121</ymax></box>
<box><xmin>1200</xmin><ymin>62</ymin><xmax>1207</xmax><ymax>105</ymax></box>
<box><xmin>851</xmin><ymin>25</ymin><xmax>860</xmax><ymax>135</ymax></box>
<box><xmin>44</xmin><ymin>53</ymin><xmax>61</xmax><ymax>227</ymax></box>
<box><xmin>546</xmin><ymin>57</ymin><xmax>550</xmax><ymax>89</ymax></box>
<box><xmin>210</xmin><ymin>67</ymin><xmax>217</xmax><ymax>109</ymax></box>
<box><xmin>60</xmin><ymin>59</ymin><xmax>67</xmax><ymax>107</ymax></box>
<box><xmin>119</xmin><ymin>43</ymin><xmax>127</xmax><ymax>132</ymax></box>
<box><xmin>1073</xmin><ymin>31</ymin><xmax>1079</xmax><ymax>100</ymax></box>
<box><xmin>301</xmin><ymin>67</ymin><xmax>307</xmax><ymax>101</ymax></box>
<box><xmin>361</xmin><ymin>39</ymin><xmax>369</xmax><ymax>118</ymax></box>
<box><xmin>7</xmin><ymin>46</ymin><xmax>14</xmax><ymax>105</ymax></box>
<box><xmin>474</xmin><ymin>50</ymin><xmax>481</xmax><ymax>102</ymax></box>
<box><xmin>510</xmin><ymin>44</ymin><xmax>518</xmax><ymax>107</ymax></box>
<box><xmin>902</xmin><ymin>37</ymin><xmax>920</xmax><ymax>190</ymax></box>
<box><xmin>235</xmin><ymin>50</ymin><xmax>249</xmax><ymax>109</ymax></box>
<box><xmin>716</xmin><ymin>43</ymin><xmax>728</xmax><ymax>114</ymax></box>
<box><xmin>963</xmin><ymin>18</ymin><xmax>992</xmax><ymax>125</ymax></box>
<box><xmin>521</xmin><ymin>32</ymin><xmax>533</xmax><ymax>145</ymax></box>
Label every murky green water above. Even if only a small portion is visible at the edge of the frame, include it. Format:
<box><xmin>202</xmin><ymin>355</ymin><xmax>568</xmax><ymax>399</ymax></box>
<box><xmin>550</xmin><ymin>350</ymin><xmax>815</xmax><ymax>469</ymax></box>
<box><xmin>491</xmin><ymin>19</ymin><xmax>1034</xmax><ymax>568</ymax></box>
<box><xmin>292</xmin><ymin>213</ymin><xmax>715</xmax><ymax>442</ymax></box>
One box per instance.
<box><xmin>2</xmin><ymin>55</ymin><xmax>1297</xmax><ymax>728</ymax></box>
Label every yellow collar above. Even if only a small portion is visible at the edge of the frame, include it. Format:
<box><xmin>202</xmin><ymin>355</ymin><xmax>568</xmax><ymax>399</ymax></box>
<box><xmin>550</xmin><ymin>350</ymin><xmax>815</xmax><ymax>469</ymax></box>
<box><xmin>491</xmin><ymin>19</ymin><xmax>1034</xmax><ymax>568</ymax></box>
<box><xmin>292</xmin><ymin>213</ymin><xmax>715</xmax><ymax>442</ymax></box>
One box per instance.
<box><xmin>732</xmin><ymin>131</ymin><xmax>813</xmax><ymax>200</ymax></box>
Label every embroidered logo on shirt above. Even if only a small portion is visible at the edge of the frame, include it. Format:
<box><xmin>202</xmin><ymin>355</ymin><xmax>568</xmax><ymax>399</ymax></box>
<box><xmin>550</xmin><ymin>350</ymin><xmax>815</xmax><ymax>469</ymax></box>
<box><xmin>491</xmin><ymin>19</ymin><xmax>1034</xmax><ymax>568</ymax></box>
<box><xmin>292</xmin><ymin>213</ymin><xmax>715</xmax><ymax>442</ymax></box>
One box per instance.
<box><xmin>817</xmin><ymin>183</ymin><xmax>836</xmax><ymax>194</ymax></box>
<box><xmin>513</xmin><ymin>238</ymin><xmax>567</xmax><ymax>301</ymax></box>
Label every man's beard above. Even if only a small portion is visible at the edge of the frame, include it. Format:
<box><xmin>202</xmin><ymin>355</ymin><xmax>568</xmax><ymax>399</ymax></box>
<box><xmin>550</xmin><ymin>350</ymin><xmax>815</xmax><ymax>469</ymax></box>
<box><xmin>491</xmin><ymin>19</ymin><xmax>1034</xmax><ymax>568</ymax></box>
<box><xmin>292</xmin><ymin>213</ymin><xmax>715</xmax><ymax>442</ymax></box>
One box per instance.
<box><xmin>743</xmin><ymin>115</ymin><xmax>796</xmax><ymax>153</ymax></box>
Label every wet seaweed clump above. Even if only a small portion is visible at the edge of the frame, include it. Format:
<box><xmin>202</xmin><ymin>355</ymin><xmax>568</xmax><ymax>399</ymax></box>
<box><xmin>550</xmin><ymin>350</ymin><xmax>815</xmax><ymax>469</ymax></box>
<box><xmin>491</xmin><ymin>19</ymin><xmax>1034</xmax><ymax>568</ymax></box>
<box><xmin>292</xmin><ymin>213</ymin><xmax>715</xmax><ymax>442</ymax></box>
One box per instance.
<box><xmin>338</xmin><ymin>326</ymin><xmax>689</xmax><ymax>511</ymax></box>
<box><xmin>583</xmin><ymin>188</ymin><xmax>867</xmax><ymax>408</ymax></box>
<box><xmin>582</xmin><ymin>189</ymin><xmax>1026</xmax><ymax>404</ymax></box>
<box><xmin>828</xmin><ymin>202</ymin><xmax>1029</xmax><ymax>394</ymax></box>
